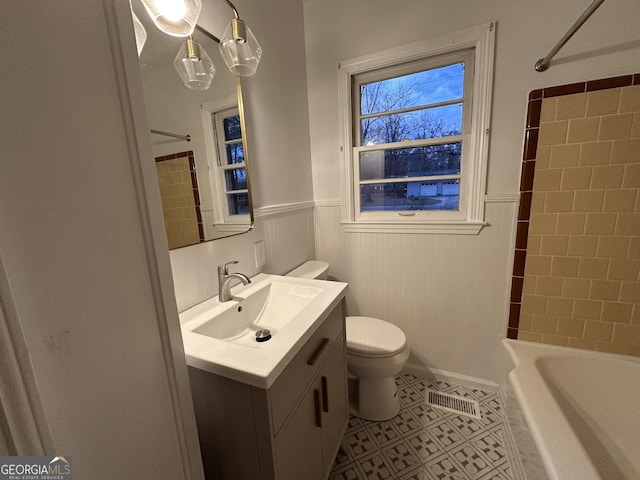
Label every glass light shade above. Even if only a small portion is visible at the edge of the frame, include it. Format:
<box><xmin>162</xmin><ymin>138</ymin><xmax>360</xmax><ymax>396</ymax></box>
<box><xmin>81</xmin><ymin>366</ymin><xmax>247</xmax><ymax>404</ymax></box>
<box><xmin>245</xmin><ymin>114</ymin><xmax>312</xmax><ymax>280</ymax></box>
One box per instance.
<box><xmin>219</xmin><ymin>19</ymin><xmax>262</xmax><ymax>77</ymax></box>
<box><xmin>140</xmin><ymin>0</ymin><xmax>201</xmax><ymax>37</ymax></box>
<box><xmin>174</xmin><ymin>38</ymin><xmax>216</xmax><ymax>90</ymax></box>
<box><xmin>131</xmin><ymin>12</ymin><xmax>147</xmax><ymax>56</ymax></box>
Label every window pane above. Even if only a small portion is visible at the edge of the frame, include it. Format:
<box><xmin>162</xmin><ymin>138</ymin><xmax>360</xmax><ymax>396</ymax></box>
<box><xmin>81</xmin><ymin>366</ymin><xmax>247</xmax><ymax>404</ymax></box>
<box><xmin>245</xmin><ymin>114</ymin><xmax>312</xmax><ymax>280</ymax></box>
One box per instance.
<box><xmin>361</xmin><ymin>104</ymin><xmax>462</xmax><ymax>145</ymax></box>
<box><xmin>359</xmin><ymin>143</ymin><xmax>461</xmax><ymax>181</ymax></box>
<box><xmin>361</xmin><ymin>63</ymin><xmax>464</xmax><ymax>116</ymax></box>
<box><xmin>227</xmin><ymin>193</ymin><xmax>250</xmax><ymax>215</ymax></box>
<box><xmin>360</xmin><ymin>180</ymin><xmax>459</xmax><ymax>211</ymax></box>
<box><xmin>223</xmin><ymin>115</ymin><xmax>242</xmax><ymax>141</ymax></box>
<box><xmin>224</xmin><ymin>168</ymin><xmax>247</xmax><ymax>191</ymax></box>
<box><xmin>224</xmin><ymin>142</ymin><xmax>244</xmax><ymax>165</ymax></box>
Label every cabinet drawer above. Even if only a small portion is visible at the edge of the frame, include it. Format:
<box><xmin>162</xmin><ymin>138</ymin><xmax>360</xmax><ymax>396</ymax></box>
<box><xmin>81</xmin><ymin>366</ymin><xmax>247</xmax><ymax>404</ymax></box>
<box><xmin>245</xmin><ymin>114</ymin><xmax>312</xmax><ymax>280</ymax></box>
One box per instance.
<box><xmin>269</xmin><ymin>304</ymin><xmax>344</xmax><ymax>435</ymax></box>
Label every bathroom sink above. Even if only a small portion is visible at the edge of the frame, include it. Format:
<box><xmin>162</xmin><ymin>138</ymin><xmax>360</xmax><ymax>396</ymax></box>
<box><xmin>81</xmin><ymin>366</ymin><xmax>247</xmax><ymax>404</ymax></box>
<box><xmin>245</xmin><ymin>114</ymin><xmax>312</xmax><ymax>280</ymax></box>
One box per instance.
<box><xmin>192</xmin><ymin>279</ymin><xmax>323</xmax><ymax>344</ymax></box>
<box><xmin>179</xmin><ymin>274</ymin><xmax>348</xmax><ymax>388</ymax></box>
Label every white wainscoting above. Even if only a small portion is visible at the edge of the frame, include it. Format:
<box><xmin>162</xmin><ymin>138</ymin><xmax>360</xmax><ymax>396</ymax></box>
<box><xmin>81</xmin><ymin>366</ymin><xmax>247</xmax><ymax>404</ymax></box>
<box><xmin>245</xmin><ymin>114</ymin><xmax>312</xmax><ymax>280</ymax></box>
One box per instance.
<box><xmin>170</xmin><ymin>203</ymin><xmax>316</xmax><ymax>312</ymax></box>
<box><xmin>314</xmin><ymin>198</ymin><xmax>518</xmax><ymax>384</ymax></box>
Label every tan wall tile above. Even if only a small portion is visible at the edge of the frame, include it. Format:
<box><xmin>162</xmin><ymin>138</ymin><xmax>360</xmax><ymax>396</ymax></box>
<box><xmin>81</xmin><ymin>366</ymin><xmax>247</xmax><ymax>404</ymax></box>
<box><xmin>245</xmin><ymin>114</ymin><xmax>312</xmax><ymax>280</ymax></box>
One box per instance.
<box><xmin>518</xmin><ymin>331</ymin><xmax>543</xmax><ymax>343</ymax></box>
<box><xmin>529</xmin><ymin>213</ymin><xmax>558</xmax><ymax>234</ymax></box>
<box><xmin>523</xmin><ymin>275</ymin><xmax>537</xmax><ymax>294</ymax></box>
<box><xmin>539</xmin><ymin>121</ymin><xmax>568</xmax><ymax>146</ymax></box>
<box><xmin>612</xmin><ymin>323</ymin><xmax>640</xmax><ymax>345</ymax></box>
<box><xmin>579</xmin><ymin>141</ymin><xmax>612</xmax><ymax>166</ymax></box>
<box><xmin>561</xmin><ymin>167</ymin><xmax>592</xmax><ymax>191</ymax></box>
<box><xmin>531</xmin><ymin>314</ymin><xmax>558</xmax><ymax>334</ymax></box>
<box><xmin>530</xmin><ymin>191</ymin><xmax>546</xmax><ymax>213</ymax></box>
<box><xmin>567</xmin><ymin>117</ymin><xmax>600</xmax><ymax>143</ymax></box>
<box><xmin>583</xmin><ymin>319</ymin><xmax>612</xmax><ymax>340</ymax></box>
<box><xmin>595</xmin><ymin>342</ymin><xmax>627</xmax><ymax>354</ymax></box>
<box><xmin>631</xmin><ymin>113</ymin><xmax>640</xmax><ymax>138</ymax></box>
<box><xmin>577</xmin><ymin>256</ymin><xmax>609</xmax><ymax>278</ymax></box>
<box><xmin>608</xmin><ymin>258</ymin><xmax>640</xmax><ymax>281</ymax></box>
<box><xmin>586</xmin><ymin>88</ymin><xmax>620</xmax><ymax>116</ymax></box>
<box><xmin>556</xmin><ymin>93</ymin><xmax>587</xmax><ymax>120</ymax></box>
<box><xmin>622</xmin><ymin>164</ymin><xmax>640</xmax><ymax>188</ymax></box>
<box><xmin>603</xmin><ymin>189</ymin><xmax>637</xmax><ymax>212</ymax></box>
<box><xmin>633</xmin><ymin>305</ymin><xmax>640</xmax><ymax>325</ymax></box>
<box><xmin>590</xmin><ymin>165</ymin><xmax>625</xmax><ymax>189</ymax></box>
<box><xmin>556</xmin><ymin>213</ymin><xmax>586</xmax><ymax>234</ymax></box>
<box><xmin>573</xmin><ymin>190</ymin><xmax>604</xmax><ymax>213</ymax></box>
<box><xmin>540</xmin><ymin>235</ymin><xmax>569</xmax><ymax>256</ymax></box>
<box><xmin>610</xmin><ymin>138</ymin><xmax>640</xmax><ymax>164</ymax></box>
<box><xmin>567</xmin><ymin>337</ymin><xmax>596</xmax><ymax>350</ymax></box>
<box><xmin>522</xmin><ymin>294</ymin><xmax>547</xmax><ymax>314</ymax></box>
<box><xmin>551</xmin><ymin>256</ymin><xmax>580</xmax><ymax>277</ymax></box>
<box><xmin>545</xmin><ymin>191</ymin><xmax>574</xmax><ymax>212</ymax></box>
<box><xmin>542</xmin><ymin>334</ymin><xmax>568</xmax><ymax>346</ymax></box>
<box><xmin>601</xmin><ymin>301</ymin><xmax>633</xmax><ymax>323</ymax></box>
<box><xmin>574</xmin><ymin>299</ymin><xmax>603</xmax><ymax>320</ymax></box>
<box><xmin>625</xmin><ymin>344</ymin><xmax>640</xmax><ymax>356</ymax></box>
<box><xmin>619</xmin><ymin>281</ymin><xmax>640</xmax><ymax>303</ymax></box>
<box><xmin>524</xmin><ymin>255</ymin><xmax>552</xmax><ymax>275</ymax></box>
<box><xmin>562</xmin><ymin>278</ymin><xmax>591</xmax><ymax>298</ymax></box>
<box><xmin>599</xmin><ymin>113</ymin><xmax>634</xmax><ymax>140</ymax></box>
<box><xmin>619</xmin><ymin>85</ymin><xmax>640</xmax><ymax>114</ymax></box>
<box><xmin>589</xmin><ymin>279</ymin><xmax>621</xmax><ymax>301</ymax></box>
<box><xmin>527</xmin><ymin>234</ymin><xmax>542</xmax><ymax>255</ymax></box>
<box><xmin>597</xmin><ymin>236</ymin><xmax>630</xmax><ymax>258</ymax></box>
<box><xmin>546</xmin><ymin>297</ymin><xmax>574</xmax><ymax>317</ymax></box>
<box><xmin>615</xmin><ymin>213</ymin><xmax>640</xmax><ymax>235</ymax></box>
<box><xmin>518</xmin><ymin>312</ymin><xmax>533</xmax><ymax>331</ymax></box>
<box><xmin>584</xmin><ymin>213</ymin><xmax>617</xmax><ymax>235</ymax></box>
<box><xmin>535</xmin><ymin>146</ymin><xmax>551</xmax><ymax>169</ymax></box>
<box><xmin>536</xmin><ymin>276</ymin><xmax>563</xmax><ymax>296</ymax></box>
<box><xmin>630</xmin><ymin>238</ymin><xmax>640</xmax><ymax>259</ymax></box>
<box><xmin>557</xmin><ymin>316</ymin><xmax>585</xmax><ymax>337</ymax></box>
<box><xmin>569</xmin><ymin>236</ymin><xmax>599</xmax><ymax>257</ymax></box>
<box><xmin>533</xmin><ymin>169</ymin><xmax>562</xmax><ymax>191</ymax></box>
<box><xmin>549</xmin><ymin>144</ymin><xmax>580</xmax><ymax>168</ymax></box>
<box><xmin>540</xmin><ymin>98</ymin><xmax>557</xmax><ymax>122</ymax></box>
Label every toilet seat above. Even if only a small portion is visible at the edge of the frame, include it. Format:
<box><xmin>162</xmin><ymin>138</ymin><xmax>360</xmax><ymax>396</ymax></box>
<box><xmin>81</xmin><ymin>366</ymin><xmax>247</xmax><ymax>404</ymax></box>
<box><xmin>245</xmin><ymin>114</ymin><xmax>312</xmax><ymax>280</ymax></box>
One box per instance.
<box><xmin>346</xmin><ymin>316</ymin><xmax>406</xmax><ymax>358</ymax></box>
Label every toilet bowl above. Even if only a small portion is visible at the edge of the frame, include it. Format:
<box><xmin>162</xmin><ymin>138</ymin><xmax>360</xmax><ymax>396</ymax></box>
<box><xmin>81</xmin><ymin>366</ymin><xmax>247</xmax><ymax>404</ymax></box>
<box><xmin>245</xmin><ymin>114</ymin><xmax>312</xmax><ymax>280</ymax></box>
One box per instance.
<box><xmin>286</xmin><ymin>261</ymin><xmax>409</xmax><ymax>421</ymax></box>
<box><xmin>346</xmin><ymin>316</ymin><xmax>409</xmax><ymax>421</ymax></box>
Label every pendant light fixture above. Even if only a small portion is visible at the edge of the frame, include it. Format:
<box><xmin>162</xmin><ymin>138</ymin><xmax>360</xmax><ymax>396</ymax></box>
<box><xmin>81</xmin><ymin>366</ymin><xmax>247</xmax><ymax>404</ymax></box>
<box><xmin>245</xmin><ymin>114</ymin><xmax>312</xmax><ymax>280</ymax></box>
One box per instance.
<box><xmin>218</xmin><ymin>1</ymin><xmax>262</xmax><ymax>76</ymax></box>
<box><xmin>140</xmin><ymin>0</ymin><xmax>202</xmax><ymax>37</ymax></box>
<box><xmin>173</xmin><ymin>37</ymin><xmax>216</xmax><ymax>90</ymax></box>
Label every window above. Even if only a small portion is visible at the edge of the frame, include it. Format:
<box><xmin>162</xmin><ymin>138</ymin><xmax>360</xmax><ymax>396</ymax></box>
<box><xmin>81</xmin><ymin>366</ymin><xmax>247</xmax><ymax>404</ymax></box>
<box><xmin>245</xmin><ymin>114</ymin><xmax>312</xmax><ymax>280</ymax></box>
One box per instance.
<box><xmin>212</xmin><ymin>106</ymin><xmax>250</xmax><ymax>222</ymax></box>
<box><xmin>339</xmin><ymin>24</ymin><xmax>495</xmax><ymax>234</ymax></box>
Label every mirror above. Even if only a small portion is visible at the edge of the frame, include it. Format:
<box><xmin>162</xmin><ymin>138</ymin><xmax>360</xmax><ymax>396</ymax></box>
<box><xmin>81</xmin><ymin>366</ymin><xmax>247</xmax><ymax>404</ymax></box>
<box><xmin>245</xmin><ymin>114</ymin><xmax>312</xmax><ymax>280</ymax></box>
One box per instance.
<box><xmin>134</xmin><ymin>4</ymin><xmax>253</xmax><ymax>249</ymax></box>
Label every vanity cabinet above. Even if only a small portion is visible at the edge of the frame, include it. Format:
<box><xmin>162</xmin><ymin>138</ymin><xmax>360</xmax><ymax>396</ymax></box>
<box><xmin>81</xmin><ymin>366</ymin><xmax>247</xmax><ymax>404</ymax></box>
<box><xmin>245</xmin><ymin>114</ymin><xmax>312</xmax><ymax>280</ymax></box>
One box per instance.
<box><xmin>187</xmin><ymin>302</ymin><xmax>347</xmax><ymax>480</ymax></box>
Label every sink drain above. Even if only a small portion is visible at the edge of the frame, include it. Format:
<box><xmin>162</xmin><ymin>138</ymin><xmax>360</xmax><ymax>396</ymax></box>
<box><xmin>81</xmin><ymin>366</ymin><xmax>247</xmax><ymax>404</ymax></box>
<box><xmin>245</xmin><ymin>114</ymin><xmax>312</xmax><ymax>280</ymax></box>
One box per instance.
<box><xmin>255</xmin><ymin>329</ymin><xmax>271</xmax><ymax>342</ymax></box>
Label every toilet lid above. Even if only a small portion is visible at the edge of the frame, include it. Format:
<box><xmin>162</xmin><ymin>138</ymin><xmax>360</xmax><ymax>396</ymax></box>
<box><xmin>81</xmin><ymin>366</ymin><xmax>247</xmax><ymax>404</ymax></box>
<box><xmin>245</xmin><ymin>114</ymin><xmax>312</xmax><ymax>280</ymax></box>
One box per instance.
<box><xmin>346</xmin><ymin>316</ymin><xmax>406</xmax><ymax>357</ymax></box>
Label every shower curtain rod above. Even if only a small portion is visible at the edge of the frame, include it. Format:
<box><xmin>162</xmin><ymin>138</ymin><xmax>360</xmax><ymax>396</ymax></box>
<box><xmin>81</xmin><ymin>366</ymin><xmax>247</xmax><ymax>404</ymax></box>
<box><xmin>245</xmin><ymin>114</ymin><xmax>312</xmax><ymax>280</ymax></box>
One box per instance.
<box><xmin>535</xmin><ymin>0</ymin><xmax>605</xmax><ymax>72</ymax></box>
<box><xmin>150</xmin><ymin>129</ymin><xmax>191</xmax><ymax>142</ymax></box>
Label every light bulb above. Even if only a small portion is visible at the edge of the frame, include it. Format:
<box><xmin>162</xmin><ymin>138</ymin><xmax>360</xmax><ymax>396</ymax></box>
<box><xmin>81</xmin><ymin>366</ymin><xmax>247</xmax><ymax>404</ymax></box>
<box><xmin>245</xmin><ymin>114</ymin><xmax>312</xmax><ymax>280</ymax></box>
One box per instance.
<box><xmin>140</xmin><ymin>0</ymin><xmax>201</xmax><ymax>37</ymax></box>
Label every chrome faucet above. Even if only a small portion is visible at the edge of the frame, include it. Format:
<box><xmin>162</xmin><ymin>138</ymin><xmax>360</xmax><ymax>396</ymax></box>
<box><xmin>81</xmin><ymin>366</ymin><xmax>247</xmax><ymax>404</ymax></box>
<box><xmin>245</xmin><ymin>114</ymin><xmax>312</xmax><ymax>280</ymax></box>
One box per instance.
<box><xmin>217</xmin><ymin>261</ymin><xmax>251</xmax><ymax>302</ymax></box>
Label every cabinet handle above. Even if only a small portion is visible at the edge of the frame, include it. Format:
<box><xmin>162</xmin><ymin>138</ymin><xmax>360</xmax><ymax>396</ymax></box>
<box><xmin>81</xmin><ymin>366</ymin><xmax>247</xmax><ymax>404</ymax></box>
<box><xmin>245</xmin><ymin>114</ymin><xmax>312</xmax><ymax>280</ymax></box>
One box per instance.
<box><xmin>314</xmin><ymin>389</ymin><xmax>322</xmax><ymax>427</ymax></box>
<box><xmin>307</xmin><ymin>337</ymin><xmax>330</xmax><ymax>366</ymax></box>
<box><xmin>321</xmin><ymin>376</ymin><xmax>329</xmax><ymax>413</ymax></box>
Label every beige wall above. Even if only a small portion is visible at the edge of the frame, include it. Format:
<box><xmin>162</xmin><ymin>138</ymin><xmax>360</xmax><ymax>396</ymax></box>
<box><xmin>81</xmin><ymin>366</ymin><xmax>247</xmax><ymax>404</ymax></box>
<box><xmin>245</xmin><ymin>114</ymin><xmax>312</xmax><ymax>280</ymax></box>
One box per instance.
<box><xmin>519</xmin><ymin>85</ymin><xmax>640</xmax><ymax>355</ymax></box>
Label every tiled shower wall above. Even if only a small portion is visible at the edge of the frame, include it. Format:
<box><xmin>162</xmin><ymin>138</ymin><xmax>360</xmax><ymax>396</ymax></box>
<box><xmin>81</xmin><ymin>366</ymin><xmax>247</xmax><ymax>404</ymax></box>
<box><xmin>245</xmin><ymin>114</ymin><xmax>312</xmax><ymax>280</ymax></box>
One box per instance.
<box><xmin>510</xmin><ymin>75</ymin><xmax>640</xmax><ymax>355</ymax></box>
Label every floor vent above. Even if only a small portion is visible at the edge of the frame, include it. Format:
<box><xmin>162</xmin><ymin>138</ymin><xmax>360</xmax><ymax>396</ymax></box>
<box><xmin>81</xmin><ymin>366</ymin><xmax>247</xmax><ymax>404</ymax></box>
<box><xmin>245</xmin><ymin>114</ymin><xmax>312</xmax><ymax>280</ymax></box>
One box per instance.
<box><xmin>426</xmin><ymin>390</ymin><xmax>481</xmax><ymax>419</ymax></box>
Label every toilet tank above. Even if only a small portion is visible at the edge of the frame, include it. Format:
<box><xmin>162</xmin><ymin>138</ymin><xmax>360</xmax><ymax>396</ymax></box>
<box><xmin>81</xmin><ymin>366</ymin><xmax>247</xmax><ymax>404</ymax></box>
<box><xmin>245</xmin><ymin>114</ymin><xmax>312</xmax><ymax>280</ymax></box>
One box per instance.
<box><xmin>285</xmin><ymin>261</ymin><xmax>329</xmax><ymax>280</ymax></box>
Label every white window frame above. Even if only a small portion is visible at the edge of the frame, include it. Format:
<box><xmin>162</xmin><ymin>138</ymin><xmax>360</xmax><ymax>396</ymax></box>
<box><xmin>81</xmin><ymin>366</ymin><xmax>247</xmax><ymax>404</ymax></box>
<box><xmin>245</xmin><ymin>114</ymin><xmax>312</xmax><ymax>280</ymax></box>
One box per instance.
<box><xmin>201</xmin><ymin>95</ymin><xmax>250</xmax><ymax>228</ymax></box>
<box><xmin>338</xmin><ymin>23</ymin><xmax>495</xmax><ymax>234</ymax></box>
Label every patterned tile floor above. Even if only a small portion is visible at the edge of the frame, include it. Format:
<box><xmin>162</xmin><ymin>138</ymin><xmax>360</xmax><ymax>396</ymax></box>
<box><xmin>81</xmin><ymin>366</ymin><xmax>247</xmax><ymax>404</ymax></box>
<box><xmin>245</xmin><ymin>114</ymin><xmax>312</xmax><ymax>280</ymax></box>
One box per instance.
<box><xmin>329</xmin><ymin>372</ymin><xmax>513</xmax><ymax>480</ymax></box>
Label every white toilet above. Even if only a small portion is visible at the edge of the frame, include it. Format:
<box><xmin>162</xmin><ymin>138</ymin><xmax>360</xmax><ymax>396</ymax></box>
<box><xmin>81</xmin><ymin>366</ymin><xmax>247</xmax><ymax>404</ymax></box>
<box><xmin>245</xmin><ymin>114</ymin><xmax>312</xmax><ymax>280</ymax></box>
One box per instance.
<box><xmin>286</xmin><ymin>261</ymin><xmax>409</xmax><ymax>421</ymax></box>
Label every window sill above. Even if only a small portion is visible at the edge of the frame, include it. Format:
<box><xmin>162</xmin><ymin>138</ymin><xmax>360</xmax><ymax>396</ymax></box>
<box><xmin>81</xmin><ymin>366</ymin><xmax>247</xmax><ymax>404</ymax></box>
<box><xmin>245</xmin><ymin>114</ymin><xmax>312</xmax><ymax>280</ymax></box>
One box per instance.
<box><xmin>340</xmin><ymin>220</ymin><xmax>487</xmax><ymax>235</ymax></box>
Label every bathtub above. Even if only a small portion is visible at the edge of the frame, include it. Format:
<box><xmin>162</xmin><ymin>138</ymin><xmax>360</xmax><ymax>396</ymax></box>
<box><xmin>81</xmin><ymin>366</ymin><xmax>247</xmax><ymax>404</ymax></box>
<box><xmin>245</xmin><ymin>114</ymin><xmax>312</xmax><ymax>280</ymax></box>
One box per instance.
<box><xmin>501</xmin><ymin>339</ymin><xmax>640</xmax><ymax>480</ymax></box>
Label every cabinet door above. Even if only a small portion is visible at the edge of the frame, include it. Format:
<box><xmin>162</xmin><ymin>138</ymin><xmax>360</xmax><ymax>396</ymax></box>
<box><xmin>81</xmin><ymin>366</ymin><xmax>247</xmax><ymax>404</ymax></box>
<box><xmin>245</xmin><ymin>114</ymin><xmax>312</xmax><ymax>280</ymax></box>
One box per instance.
<box><xmin>320</xmin><ymin>338</ymin><xmax>348</xmax><ymax>474</ymax></box>
<box><xmin>274</xmin><ymin>385</ymin><xmax>324</xmax><ymax>480</ymax></box>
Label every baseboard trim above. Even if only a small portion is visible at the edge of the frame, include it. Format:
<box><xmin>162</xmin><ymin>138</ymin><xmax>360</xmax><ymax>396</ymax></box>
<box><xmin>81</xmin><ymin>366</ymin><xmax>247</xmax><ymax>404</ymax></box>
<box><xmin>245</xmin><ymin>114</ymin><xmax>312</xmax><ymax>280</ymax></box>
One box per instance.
<box><xmin>403</xmin><ymin>362</ymin><xmax>498</xmax><ymax>392</ymax></box>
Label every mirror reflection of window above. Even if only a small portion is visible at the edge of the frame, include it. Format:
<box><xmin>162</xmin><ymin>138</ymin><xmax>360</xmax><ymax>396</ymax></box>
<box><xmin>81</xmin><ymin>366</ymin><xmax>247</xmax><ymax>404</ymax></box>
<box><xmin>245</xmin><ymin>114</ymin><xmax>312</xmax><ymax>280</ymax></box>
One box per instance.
<box><xmin>213</xmin><ymin>107</ymin><xmax>250</xmax><ymax>223</ymax></box>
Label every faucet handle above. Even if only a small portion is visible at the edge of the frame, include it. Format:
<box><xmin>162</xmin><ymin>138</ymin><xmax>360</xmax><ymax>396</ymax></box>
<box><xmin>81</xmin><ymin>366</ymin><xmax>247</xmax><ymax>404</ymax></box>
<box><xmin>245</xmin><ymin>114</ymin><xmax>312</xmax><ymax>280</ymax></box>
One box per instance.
<box><xmin>218</xmin><ymin>260</ymin><xmax>239</xmax><ymax>275</ymax></box>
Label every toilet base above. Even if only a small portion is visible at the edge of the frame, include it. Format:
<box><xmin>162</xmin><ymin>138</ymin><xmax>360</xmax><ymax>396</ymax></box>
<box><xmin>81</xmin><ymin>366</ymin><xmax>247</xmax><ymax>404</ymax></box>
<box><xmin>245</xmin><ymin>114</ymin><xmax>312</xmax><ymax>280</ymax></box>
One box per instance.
<box><xmin>350</xmin><ymin>376</ymin><xmax>400</xmax><ymax>421</ymax></box>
